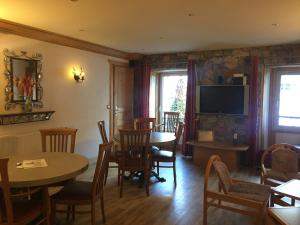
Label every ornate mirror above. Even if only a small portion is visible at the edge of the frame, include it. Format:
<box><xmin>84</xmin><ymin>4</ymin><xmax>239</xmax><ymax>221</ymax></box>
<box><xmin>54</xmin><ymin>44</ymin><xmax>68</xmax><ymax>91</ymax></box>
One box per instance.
<box><xmin>3</xmin><ymin>49</ymin><xmax>43</xmax><ymax>111</ymax></box>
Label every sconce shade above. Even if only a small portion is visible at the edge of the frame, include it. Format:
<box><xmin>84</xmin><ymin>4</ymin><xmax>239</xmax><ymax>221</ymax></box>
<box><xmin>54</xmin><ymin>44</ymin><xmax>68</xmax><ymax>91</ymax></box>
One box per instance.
<box><xmin>73</xmin><ymin>66</ymin><xmax>85</xmax><ymax>83</ymax></box>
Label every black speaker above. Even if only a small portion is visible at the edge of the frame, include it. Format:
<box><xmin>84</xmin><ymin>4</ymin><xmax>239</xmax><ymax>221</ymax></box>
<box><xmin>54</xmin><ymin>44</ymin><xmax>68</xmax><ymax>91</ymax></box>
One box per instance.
<box><xmin>232</xmin><ymin>77</ymin><xmax>243</xmax><ymax>85</ymax></box>
<box><xmin>129</xmin><ymin>60</ymin><xmax>136</xmax><ymax>68</ymax></box>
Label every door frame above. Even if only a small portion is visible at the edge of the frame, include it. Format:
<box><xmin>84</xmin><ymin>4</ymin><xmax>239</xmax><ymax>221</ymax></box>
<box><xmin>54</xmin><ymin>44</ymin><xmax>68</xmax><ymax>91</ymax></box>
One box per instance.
<box><xmin>108</xmin><ymin>60</ymin><xmax>129</xmax><ymax>139</ymax></box>
<box><xmin>268</xmin><ymin>66</ymin><xmax>300</xmax><ymax>145</ymax></box>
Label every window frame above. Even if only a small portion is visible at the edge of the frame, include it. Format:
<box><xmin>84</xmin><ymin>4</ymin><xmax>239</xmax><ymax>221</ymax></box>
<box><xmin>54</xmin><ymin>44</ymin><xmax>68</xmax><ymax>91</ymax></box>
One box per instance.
<box><xmin>270</xmin><ymin>67</ymin><xmax>300</xmax><ymax>133</ymax></box>
<box><xmin>158</xmin><ymin>72</ymin><xmax>187</xmax><ymax>123</ymax></box>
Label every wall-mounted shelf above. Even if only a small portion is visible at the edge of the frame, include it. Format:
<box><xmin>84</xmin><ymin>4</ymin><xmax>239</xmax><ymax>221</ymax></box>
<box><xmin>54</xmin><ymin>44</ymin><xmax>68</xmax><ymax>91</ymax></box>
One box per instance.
<box><xmin>0</xmin><ymin>111</ymin><xmax>55</xmax><ymax>125</ymax></box>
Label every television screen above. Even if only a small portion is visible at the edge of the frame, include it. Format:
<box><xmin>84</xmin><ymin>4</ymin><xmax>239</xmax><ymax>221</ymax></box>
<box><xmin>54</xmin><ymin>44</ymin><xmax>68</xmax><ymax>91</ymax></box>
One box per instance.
<box><xmin>200</xmin><ymin>85</ymin><xmax>248</xmax><ymax>115</ymax></box>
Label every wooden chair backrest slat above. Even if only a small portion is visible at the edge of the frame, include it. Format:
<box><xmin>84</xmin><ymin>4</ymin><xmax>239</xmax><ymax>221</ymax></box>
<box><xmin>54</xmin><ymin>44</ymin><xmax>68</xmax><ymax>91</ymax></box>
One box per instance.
<box><xmin>92</xmin><ymin>142</ymin><xmax>112</xmax><ymax>197</ymax></box>
<box><xmin>40</xmin><ymin>128</ymin><xmax>77</xmax><ymax>153</ymax></box>
<box><xmin>134</xmin><ymin>118</ymin><xmax>156</xmax><ymax>132</ymax></box>
<box><xmin>163</xmin><ymin>112</ymin><xmax>180</xmax><ymax>133</ymax></box>
<box><xmin>97</xmin><ymin>120</ymin><xmax>109</xmax><ymax>144</ymax></box>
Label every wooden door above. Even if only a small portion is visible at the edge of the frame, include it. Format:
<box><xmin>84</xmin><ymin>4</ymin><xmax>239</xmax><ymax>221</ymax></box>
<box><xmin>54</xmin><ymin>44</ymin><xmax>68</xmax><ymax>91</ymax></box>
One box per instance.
<box><xmin>109</xmin><ymin>60</ymin><xmax>133</xmax><ymax>138</ymax></box>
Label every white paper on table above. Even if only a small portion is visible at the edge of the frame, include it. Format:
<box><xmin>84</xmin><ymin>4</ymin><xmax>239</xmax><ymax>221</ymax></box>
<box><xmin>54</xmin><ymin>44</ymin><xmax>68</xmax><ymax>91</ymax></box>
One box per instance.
<box><xmin>21</xmin><ymin>159</ymin><xmax>48</xmax><ymax>169</ymax></box>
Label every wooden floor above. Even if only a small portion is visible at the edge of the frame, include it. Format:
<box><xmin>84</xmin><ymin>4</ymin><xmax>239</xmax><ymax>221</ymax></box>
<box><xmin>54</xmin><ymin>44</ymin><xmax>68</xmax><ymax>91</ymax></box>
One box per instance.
<box><xmin>55</xmin><ymin>154</ymin><xmax>262</xmax><ymax>225</ymax></box>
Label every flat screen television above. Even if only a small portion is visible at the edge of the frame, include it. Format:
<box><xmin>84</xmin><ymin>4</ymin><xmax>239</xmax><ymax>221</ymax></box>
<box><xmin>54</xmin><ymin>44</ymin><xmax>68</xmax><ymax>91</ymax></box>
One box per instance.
<box><xmin>199</xmin><ymin>85</ymin><xmax>249</xmax><ymax>115</ymax></box>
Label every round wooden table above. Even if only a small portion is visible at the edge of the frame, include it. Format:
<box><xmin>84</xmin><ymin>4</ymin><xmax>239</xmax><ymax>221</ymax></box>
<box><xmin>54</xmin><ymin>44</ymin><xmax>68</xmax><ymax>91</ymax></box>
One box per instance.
<box><xmin>6</xmin><ymin>152</ymin><xmax>89</xmax><ymax>188</ymax></box>
<box><xmin>113</xmin><ymin>131</ymin><xmax>176</xmax><ymax>145</ymax></box>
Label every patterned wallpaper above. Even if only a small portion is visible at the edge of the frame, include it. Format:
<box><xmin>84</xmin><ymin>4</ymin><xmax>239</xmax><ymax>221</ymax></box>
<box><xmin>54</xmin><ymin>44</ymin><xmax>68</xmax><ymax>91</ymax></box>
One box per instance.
<box><xmin>145</xmin><ymin>44</ymin><xmax>300</xmax><ymax>144</ymax></box>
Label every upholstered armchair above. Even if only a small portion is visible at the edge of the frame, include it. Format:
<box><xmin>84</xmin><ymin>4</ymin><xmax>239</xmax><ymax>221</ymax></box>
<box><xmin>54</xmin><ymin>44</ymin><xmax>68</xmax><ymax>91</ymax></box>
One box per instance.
<box><xmin>203</xmin><ymin>155</ymin><xmax>271</xmax><ymax>225</ymax></box>
<box><xmin>261</xmin><ymin>143</ymin><xmax>300</xmax><ymax>186</ymax></box>
<box><xmin>261</xmin><ymin>143</ymin><xmax>299</xmax><ymax>206</ymax></box>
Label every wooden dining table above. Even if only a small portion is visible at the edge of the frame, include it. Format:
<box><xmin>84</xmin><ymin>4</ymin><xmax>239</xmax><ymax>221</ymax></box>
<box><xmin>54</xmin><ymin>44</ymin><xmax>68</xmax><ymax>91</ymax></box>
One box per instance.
<box><xmin>4</xmin><ymin>152</ymin><xmax>89</xmax><ymax>188</ymax></box>
<box><xmin>113</xmin><ymin>131</ymin><xmax>176</xmax><ymax>182</ymax></box>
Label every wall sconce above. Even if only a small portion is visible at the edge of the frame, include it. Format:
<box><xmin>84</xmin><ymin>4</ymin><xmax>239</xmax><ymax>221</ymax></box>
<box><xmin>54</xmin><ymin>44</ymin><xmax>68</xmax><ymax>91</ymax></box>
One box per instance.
<box><xmin>73</xmin><ymin>66</ymin><xmax>85</xmax><ymax>83</ymax></box>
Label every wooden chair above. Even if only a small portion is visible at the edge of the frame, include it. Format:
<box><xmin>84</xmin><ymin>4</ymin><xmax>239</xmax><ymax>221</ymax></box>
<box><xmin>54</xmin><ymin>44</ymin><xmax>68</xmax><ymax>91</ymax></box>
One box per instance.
<box><xmin>97</xmin><ymin>120</ymin><xmax>119</xmax><ymax>185</ymax></box>
<box><xmin>203</xmin><ymin>155</ymin><xmax>271</xmax><ymax>225</ymax></box>
<box><xmin>117</xmin><ymin>129</ymin><xmax>151</xmax><ymax>197</ymax></box>
<box><xmin>161</xmin><ymin>112</ymin><xmax>180</xmax><ymax>133</ymax></box>
<box><xmin>40</xmin><ymin>128</ymin><xmax>77</xmax><ymax>153</ymax></box>
<box><xmin>0</xmin><ymin>158</ymin><xmax>50</xmax><ymax>225</ymax></box>
<box><xmin>51</xmin><ymin>142</ymin><xmax>112</xmax><ymax>225</ymax></box>
<box><xmin>133</xmin><ymin>118</ymin><xmax>156</xmax><ymax>131</ymax></box>
<box><xmin>152</xmin><ymin>122</ymin><xmax>184</xmax><ymax>187</ymax></box>
<box><xmin>261</xmin><ymin>143</ymin><xmax>299</xmax><ymax>206</ymax></box>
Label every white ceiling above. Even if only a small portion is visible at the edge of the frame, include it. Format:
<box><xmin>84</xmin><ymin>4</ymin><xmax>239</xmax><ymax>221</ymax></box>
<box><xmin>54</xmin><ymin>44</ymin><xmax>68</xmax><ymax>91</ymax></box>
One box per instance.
<box><xmin>1</xmin><ymin>0</ymin><xmax>300</xmax><ymax>54</ymax></box>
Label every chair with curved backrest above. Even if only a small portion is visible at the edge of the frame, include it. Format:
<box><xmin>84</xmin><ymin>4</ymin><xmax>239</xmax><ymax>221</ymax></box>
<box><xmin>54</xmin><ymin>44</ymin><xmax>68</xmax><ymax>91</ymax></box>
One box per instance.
<box><xmin>117</xmin><ymin>129</ymin><xmax>151</xmax><ymax>197</ymax></box>
<box><xmin>97</xmin><ymin>120</ymin><xmax>119</xmax><ymax>185</ymax></box>
<box><xmin>133</xmin><ymin>118</ymin><xmax>156</xmax><ymax>131</ymax></box>
<box><xmin>261</xmin><ymin>143</ymin><xmax>299</xmax><ymax>206</ymax></box>
<box><xmin>0</xmin><ymin>158</ymin><xmax>50</xmax><ymax>225</ymax></box>
<box><xmin>51</xmin><ymin>142</ymin><xmax>112</xmax><ymax>225</ymax></box>
<box><xmin>261</xmin><ymin>143</ymin><xmax>299</xmax><ymax>186</ymax></box>
<box><xmin>152</xmin><ymin>122</ymin><xmax>184</xmax><ymax>187</ymax></box>
<box><xmin>203</xmin><ymin>155</ymin><xmax>271</xmax><ymax>225</ymax></box>
<box><xmin>40</xmin><ymin>128</ymin><xmax>78</xmax><ymax>153</ymax></box>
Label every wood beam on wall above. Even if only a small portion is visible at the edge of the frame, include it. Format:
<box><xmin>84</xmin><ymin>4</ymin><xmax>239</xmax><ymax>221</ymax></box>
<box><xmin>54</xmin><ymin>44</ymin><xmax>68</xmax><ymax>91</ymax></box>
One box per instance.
<box><xmin>0</xmin><ymin>19</ymin><xmax>130</xmax><ymax>59</ymax></box>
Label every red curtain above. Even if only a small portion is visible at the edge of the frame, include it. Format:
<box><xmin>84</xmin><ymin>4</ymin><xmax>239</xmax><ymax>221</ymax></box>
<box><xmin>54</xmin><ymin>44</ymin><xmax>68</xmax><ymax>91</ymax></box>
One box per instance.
<box><xmin>248</xmin><ymin>56</ymin><xmax>260</xmax><ymax>166</ymax></box>
<box><xmin>133</xmin><ymin>61</ymin><xmax>151</xmax><ymax>118</ymax></box>
<box><xmin>182</xmin><ymin>60</ymin><xmax>197</xmax><ymax>156</ymax></box>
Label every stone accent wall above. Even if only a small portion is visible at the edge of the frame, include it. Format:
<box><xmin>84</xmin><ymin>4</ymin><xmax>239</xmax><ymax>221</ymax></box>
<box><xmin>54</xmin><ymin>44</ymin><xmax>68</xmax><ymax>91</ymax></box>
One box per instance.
<box><xmin>145</xmin><ymin>44</ymin><xmax>300</xmax><ymax>144</ymax></box>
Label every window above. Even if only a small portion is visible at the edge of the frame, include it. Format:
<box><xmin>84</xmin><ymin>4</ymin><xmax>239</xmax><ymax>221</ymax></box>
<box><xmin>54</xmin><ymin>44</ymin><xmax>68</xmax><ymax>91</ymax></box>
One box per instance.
<box><xmin>270</xmin><ymin>68</ymin><xmax>300</xmax><ymax>130</ymax></box>
<box><xmin>160</xmin><ymin>74</ymin><xmax>187</xmax><ymax>121</ymax></box>
<box><xmin>278</xmin><ymin>75</ymin><xmax>300</xmax><ymax>127</ymax></box>
<box><xmin>149</xmin><ymin>71</ymin><xmax>187</xmax><ymax>123</ymax></box>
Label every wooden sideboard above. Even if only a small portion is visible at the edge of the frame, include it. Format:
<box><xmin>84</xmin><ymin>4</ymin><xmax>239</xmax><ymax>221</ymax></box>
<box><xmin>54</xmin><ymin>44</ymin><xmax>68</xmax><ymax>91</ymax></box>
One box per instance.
<box><xmin>186</xmin><ymin>141</ymin><xmax>249</xmax><ymax>171</ymax></box>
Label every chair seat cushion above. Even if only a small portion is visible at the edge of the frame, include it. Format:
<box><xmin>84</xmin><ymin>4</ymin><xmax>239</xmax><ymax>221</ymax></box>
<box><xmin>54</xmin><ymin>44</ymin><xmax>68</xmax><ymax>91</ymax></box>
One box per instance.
<box><xmin>265</xmin><ymin>169</ymin><xmax>300</xmax><ymax>182</ymax></box>
<box><xmin>51</xmin><ymin>181</ymin><xmax>92</xmax><ymax>202</ymax></box>
<box><xmin>152</xmin><ymin>149</ymin><xmax>174</xmax><ymax>159</ymax></box>
<box><xmin>151</xmin><ymin>146</ymin><xmax>160</xmax><ymax>152</ymax></box>
<box><xmin>228</xmin><ymin>182</ymin><xmax>271</xmax><ymax>203</ymax></box>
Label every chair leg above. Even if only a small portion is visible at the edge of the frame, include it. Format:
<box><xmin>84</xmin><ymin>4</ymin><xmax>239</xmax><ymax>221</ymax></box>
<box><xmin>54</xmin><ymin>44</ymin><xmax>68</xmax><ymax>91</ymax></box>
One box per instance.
<box><xmin>50</xmin><ymin>201</ymin><xmax>56</xmax><ymax>225</ymax></box>
<box><xmin>117</xmin><ymin>167</ymin><xmax>120</xmax><ymax>186</ymax></box>
<box><xmin>173</xmin><ymin>161</ymin><xmax>177</xmax><ymax>187</ymax></box>
<box><xmin>72</xmin><ymin>205</ymin><xmax>75</xmax><ymax>221</ymax></box>
<box><xmin>145</xmin><ymin>170</ymin><xmax>150</xmax><ymax>197</ymax></box>
<box><xmin>120</xmin><ymin>170</ymin><xmax>124</xmax><ymax>198</ymax></box>
<box><xmin>291</xmin><ymin>198</ymin><xmax>295</xmax><ymax>206</ymax></box>
<box><xmin>157</xmin><ymin>162</ymin><xmax>159</xmax><ymax>176</ymax></box>
<box><xmin>100</xmin><ymin>194</ymin><xmax>106</xmax><ymax>223</ymax></box>
<box><xmin>203</xmin><ymin>197</ymin><xmax>208</xmax><ymax>225</ymax></box>
<box><xmin>218</xmin><ymin>182</ymin><xmax>222</xmax><ymax>205</ymax></box>
<box><xmin>67</xmin><ymin>205</ymin><xmax>71</xmax><ymax>221</ymax></box>
<box><xmin>104</xmin><ymin>164</ymin><xmax>109</xmax><ymax>185</ymax></box>
<box><xmin>91</xmin><ymin>201</ymin><xmax>95</xmax><ymax>225</ymax></box>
